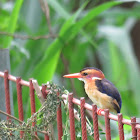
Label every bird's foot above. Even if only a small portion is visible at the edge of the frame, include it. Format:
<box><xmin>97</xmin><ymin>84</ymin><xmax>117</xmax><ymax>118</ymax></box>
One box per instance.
<box><xmin>97</xmin><ymin>109</ymin><xmax>104</xmax><ymax>115</ymax></box>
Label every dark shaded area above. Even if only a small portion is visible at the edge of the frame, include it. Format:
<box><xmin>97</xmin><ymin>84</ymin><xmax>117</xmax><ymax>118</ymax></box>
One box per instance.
<box><xmin>131</xmin><ymin>20</ymin><xmax>140</xmax><ymax>65</ymax></box>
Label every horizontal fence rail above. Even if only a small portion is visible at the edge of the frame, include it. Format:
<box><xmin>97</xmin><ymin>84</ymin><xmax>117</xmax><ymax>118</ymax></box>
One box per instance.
<box><xmin>0</xmin><ymin>70</ymin><xmax>140</xmax><ymax>140</ymax></box>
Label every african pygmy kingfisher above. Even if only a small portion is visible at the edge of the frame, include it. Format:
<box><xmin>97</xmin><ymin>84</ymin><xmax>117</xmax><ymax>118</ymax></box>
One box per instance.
<box><xmin>63</xmin><ymin>67</ymin><xmax>122</xmax><ymax>115</ymax></box>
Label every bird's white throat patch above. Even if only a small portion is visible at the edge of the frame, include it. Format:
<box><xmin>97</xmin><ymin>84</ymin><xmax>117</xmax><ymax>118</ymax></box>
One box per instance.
<box><xmin>92</xmin><ymin>77</ymin><xmax>101</xmax><ymax>80</ymax></box>
<box><xmin>78</xmin><ymin>78</ymin><xmax>86</xmax><ymax>83</ymax></box>
<box><xmin>78</xmin><ymin>77</ymin><xmax>101</xmax><ymax>83</ymax></box>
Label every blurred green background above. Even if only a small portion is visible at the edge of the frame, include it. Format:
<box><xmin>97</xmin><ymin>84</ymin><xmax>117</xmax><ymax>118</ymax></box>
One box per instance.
<box><xmin>0</xmin><ymin>0</ymin><xmax>140</xmax><ymax>139</ymax></box>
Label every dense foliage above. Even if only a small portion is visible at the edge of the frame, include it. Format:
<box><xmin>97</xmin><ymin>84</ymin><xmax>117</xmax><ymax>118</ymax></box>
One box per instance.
<box><xmin>0</xmin><ymin>0</ymin><xmax>140</xmax><ymax>139</ymax></box>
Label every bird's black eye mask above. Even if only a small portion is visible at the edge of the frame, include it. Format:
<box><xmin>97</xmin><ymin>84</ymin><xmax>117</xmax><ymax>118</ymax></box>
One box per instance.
<box><xmin>83</xmin><ymin>72</ymin><xmax>88</xmax><ymax>76</ymax></box>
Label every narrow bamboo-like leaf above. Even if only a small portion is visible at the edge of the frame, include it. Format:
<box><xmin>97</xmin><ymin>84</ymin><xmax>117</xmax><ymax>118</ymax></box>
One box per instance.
<box><xmin>73</xmin><ymin>0</ymin><xmax>90</xmax><ymax>20</ymax></box>
<box><xmin>3</xmin><ymin>0</ymin><xmax>23</xmax><ymax>48</ymax></box>
<box><xmin>47</xmin><ymin>0</ymin><xmax>70</xmax><ymax>19</ymax></box>
<box><xmin>32</xmin><ymin>39</ymin><xmax>62</xmax><ymax>83</ymax></box>
<box><xmin>32</xmin><ymin>16</ymin><xmax>75</xmax><ymax>83</ymax></box>
<box><xmin>109</xmin><ymin>41</ymin><xmax>128</xmax><ymax>86</ymax></box>
<box><xmin>69</xmin><ymin>1</ymin><xmax>122</xmax><ymax>39</ymax></box>
<box><xmin>33</xmin><ymin>1</ymin><xmax>122</xmax><ymax>83</ymax></box>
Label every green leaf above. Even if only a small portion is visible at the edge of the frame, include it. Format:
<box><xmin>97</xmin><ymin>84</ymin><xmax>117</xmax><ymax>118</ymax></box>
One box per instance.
<box><xmin>69</xmin><ymin>1</ymin><xmax>122</xmax><ymax>39</ymax></box>
<box><xmin>73</xmin><ymin>0</ymin><xmax>90</xmax><ymax>20</ymax></box>
<box><xmin>47</xmin><ymin>0</ymin><xmax>70</xmax><ymax>19</ymax></box>
<box><xmin>3</xmin><ymin>0</ymin><xmax>23</xmax><ymax>48</ymax></box>
<box><xmin>32</xmin><ymin>39</ymin><xmax>62</xmax><ymax>83</ymax></box>
<box><xmin>32</xmin><ymin>1</ymin><xmax>122</xmax><ymax>83</ymax></box>
<box><xmin>108</xmin><ymin>41</ymin><xmax>128</xmax><ymax>87</ymax></box>
<box><xmin>32</xmin><ymin>16</ymin><xmax>76</xmax><ymax>83</ymax></box>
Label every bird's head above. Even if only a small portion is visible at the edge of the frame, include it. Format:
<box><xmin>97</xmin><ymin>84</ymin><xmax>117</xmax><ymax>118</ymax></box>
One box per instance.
<box><xmin>63</xmin><ymin>67</ymin><xmax>105</xmax><ymax>83</ymax></box>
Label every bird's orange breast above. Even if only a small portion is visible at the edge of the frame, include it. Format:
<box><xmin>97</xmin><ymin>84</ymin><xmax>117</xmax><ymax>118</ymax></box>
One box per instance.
<box><xmin>84</xmin><ymin>80</ymin><xmax>118</xmax><ymax>113</ymax></box>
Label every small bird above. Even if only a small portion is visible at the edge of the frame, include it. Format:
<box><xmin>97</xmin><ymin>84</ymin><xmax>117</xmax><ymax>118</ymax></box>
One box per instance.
<box><xmin>63</xmin><ymin>67</ymin><xmax>122</xmax><ymax>115</ymax></box>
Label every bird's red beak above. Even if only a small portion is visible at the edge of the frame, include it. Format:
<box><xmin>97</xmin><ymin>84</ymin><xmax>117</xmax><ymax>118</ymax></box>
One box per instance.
<box><xmin>63</xmin><ymin>73</ymin><xmax>81</xmax><ymax>78</ymax></box>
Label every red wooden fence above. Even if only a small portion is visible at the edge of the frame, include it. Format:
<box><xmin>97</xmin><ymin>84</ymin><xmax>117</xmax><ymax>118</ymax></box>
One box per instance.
<box><xmin>0</xmin><ymin>70</ymin><xmax>139</xmax><ymax>140</ymax></box>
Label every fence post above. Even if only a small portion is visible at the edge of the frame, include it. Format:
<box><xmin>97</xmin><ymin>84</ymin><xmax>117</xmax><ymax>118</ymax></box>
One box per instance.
<box><xmin>16</xmin><ymin>77</ymin><xmax>24</xmax><ymax>121</ymax></box>
<box><xmin>57</xmin><ymin>92</ymin><xmax>63</xmax><ymax>140</ymax></box>
<box><xmin>131</xmin><ymin>117</ymin><xmax>137</xmax><ymax>140</ymax></box>
<box><xmin>118</xmin><ymin>113</ymin><xmax>124</xmax><ymax>140</ymax></box>
<box><xmin>29</xmin><ymin>79</ymin><xmax>37</xmax><ymax>135</ymax></box>
<box><xmin>68</xmin><ymin>93</ymin><xmax>76</xmax><ymax>140</ymax></box>
<box><xmin>16</xmin><ymin>77</ymin><xmax>24</xmax><ymax>138</ymax></box>
<box><xmin>0</xmin><ymin>49</ymin><xmax>14</xmax><ymax>120</ymax></box>
<box><xmin>80</xmin><ymin>97</ymin><xmax>87</xmax><ymax>140</ymax></box>
<box><xmin>104</xmin><ymin>109</ymin><xmax>111</xmax><ymax>140</ymax></box>
<box><xmin>92</xmin><ymin>104</ymin><xmax>99</xmax><ymax>140</ymax></box>
<box><xmin>42</xmin><ymin>84</ymin><xmax>49</xmax><ymax>140</ymax></box>
<box><xmin>137</xmin><ymin>128</ymin><xmax>140</xmax><ymax>140</ymax></box>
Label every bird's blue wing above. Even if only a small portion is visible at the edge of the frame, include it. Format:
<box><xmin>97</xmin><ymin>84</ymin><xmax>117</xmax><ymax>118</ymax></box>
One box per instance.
<box><xmin>95</xmin><ymin>78</ymin><xmax>122</xmax><ymax>113</ymax></box>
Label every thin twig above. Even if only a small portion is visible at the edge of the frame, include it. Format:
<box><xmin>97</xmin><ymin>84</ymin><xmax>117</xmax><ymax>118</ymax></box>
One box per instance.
<box><xmin>0</xmin><ymin>126</ymin><xmax>47</xmax><ymax>135</ymax></box>
<box><xmin>32</xmin><ymin>80</ymin><xmax>45</xmax><ymax>104</ymax></box>
<box><xmin>0</xmin><ymin>109</ymin><xmax>48</xmax><ymax>135</ymax></box>
<box><xmin>32</xmin><ymin>80</ymin><xmax>56</xmax><ymax>140</ymax></box>
<box><xmin>0</xmin><ymin>31</ymin><xmax>57</xmax><ymax>40</ymax></box>
<box><xmin>0</xmin><ymin>110</ymin><xmax>22</xmax><ymax>123</ymax></box>
<box><xmin>34</xmin><ymin>135</ymin><xmax>40</xmax><ymax>140</ymax></box>
<box><xmin>38</xmin><ymin>0</ymin><xmax>53</xmax><ymax>35</ymax></box>
<box><xmin>37</xmin><ymin>130</ymin><xmax>48</xmax><ymax>135</ymax></box>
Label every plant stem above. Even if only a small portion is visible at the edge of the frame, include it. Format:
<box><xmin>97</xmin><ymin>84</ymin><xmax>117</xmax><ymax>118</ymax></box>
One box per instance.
<box><xmin>0</xmin><ymin>110</ymin><xmax>22</xmax><ymax>123</ymax></box>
